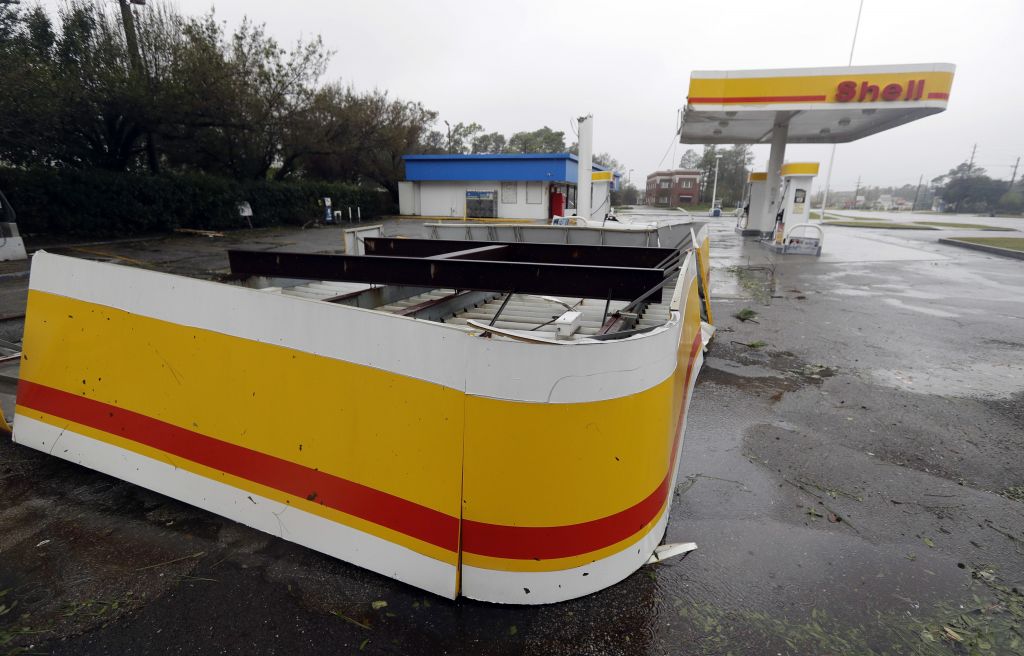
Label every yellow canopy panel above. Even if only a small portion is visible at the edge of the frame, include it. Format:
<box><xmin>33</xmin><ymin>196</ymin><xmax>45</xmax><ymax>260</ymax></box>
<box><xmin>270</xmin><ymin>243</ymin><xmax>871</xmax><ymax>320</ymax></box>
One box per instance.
<box><xmin>681</xmin><ymin>63</ymin><xmax>954</xmax><ymax>144</ymax></box>
<box><xmin>781</xmin><ymin>162</ymin><xmax>819</xmax><ymax>177</ymax></box>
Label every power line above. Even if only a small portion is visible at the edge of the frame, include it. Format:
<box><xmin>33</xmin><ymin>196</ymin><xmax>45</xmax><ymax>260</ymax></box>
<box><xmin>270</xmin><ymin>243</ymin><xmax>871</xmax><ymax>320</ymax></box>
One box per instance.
<box><xmin>655</xmin><ymin>119</ymin><xmax>682</xmax><ymax>170</ymax></box>
<box><xmin>819</xmin><ymin>0</ymin><xmax>866</xmax><ymax>218</ymax></box>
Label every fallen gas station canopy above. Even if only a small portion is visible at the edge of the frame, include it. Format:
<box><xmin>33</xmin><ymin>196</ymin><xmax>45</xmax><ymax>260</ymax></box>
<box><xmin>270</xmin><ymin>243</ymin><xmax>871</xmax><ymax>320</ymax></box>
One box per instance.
<box><xmin>680</xmin><ymin>63</ymin><xmax>955</xmax><ymax>144</ymax></box>
<box><xmin>13</xmin><ymin>225</ymin><xmax>711</xmax><ymax>604</ymax></box>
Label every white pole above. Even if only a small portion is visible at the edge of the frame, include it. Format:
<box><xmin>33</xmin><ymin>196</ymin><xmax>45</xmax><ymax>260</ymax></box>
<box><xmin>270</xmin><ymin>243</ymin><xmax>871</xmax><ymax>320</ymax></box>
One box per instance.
<box><xmin>711</xmin><ymin>155</ymin><xmax>722</xmax><ymax>209</ymax></box>
<box><xmin>819</xmin><ymin>146</ymin><xmax>836</xmax><ymax>221</ymax></box>
<box><xmin>576</xmin><ymin>114</ymin><xmax>594</xmax><ymax>219</ymax></box>
<box><xmin>758</xmin><ymin>117</ymin><xmax>789</xmax><ymax>234</ymax></box>
<box><xmin>348</xmin><ymin>206</ymin><xmax>352</xmax><ymax>221</ymax></box>
<box><xmin>819</xmin><ymin>0</ymin><xmax>865</xmax><ymax>221</ymax></box>
<box><xmin>357</xmin><ymin>206</ymin><xmax>362</xmax><ymax>221</ymax></box>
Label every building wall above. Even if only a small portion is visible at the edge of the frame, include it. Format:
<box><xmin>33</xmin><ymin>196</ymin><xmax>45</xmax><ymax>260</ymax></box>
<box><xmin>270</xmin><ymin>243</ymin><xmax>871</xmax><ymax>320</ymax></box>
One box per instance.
<box><xmin>645</xmin><ymin>170</ymin><xmax>702</xmax><ymax>206</ymax></box>
<box><xmin>497</xmin><ymin>181</ymin><xmax>549</xmax><ymax>220</ymax></box>
<box><xmin>415</xmin><ymin>181</ymin><xmax>550</xmax><ymax>220</ymax></box>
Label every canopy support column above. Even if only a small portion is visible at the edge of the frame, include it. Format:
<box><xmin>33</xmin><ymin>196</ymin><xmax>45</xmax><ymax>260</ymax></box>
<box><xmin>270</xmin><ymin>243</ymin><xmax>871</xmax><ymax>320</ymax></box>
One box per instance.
<box><xmin>576</xmin><ymin>114</ymin><xmax>594</xmax><ymax>220</ymax></box>
<box><xmin>754</xmin><ymin>113</ymin><xmax>790</xmax><ymax>235</ymax></box>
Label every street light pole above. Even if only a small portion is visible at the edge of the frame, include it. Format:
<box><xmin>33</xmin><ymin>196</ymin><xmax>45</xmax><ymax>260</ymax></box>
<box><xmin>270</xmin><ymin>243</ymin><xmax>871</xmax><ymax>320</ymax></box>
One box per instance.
<box><xmin>711</xmin><ymin>155</ymin><xmax>721</xmax><ymax>208</ymax></box>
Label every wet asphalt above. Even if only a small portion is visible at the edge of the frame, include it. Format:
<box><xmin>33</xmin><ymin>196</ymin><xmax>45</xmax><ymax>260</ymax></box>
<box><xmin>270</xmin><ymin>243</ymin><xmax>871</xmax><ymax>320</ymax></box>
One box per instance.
<box><xmin>0</xmin><ymin>216</ymin><xmax>1022</xmax><ymax>655</ymax></box>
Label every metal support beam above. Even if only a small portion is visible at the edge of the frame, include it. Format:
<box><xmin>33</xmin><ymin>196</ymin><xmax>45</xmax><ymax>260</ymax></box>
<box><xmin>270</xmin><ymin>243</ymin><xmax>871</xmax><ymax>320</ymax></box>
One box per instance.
<box><xmin>397</xmin><ymin>290</ymin><xmax>500</xmax><ymax>322</ymax></box>
<box><xmin>227</xmin><ymin>250</ymin><xmax>667</xmax><ymax>303</ymax></box>
<box><xmin>362</xmin><ymin>238</ymin><xmax>676</xmax><ymax>269</ymax></box>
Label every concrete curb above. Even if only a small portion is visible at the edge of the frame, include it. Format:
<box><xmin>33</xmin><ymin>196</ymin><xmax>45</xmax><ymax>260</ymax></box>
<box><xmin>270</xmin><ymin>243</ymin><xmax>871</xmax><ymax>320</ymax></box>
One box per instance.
<box><xmin>938</xmin><ymin>238</ymin><xmax>1024</xmax><ymax>260</ymax></box>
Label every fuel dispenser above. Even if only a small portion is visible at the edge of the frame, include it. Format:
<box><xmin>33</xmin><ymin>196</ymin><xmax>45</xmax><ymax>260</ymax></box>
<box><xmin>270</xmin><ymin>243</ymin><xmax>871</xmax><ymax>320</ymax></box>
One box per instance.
<box><xmin>737</xmin><ymin>172</ymin><xmax>766</xmax><ymax>236</ymax></box>
<box><xmin>767</xmin><ymin>162</ymin><xmax>821</xmax><ymax>255</ymax></box>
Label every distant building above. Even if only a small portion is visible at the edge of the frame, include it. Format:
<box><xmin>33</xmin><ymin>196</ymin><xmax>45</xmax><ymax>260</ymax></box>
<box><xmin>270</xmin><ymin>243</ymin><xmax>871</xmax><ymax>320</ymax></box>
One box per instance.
<box><xmin>399</xmin><ymin>154</ymin><xmax>618</xmax><ymax>220</ymax></box>
<box><xmin>645</xmin><ymin>169</ymin><xmax>702</xmax><ymax>206</ymax></box>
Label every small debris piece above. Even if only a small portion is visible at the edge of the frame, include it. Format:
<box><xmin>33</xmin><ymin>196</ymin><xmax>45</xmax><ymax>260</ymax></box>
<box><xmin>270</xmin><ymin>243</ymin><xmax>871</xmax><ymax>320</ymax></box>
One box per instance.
<box><xmin>174</xmin><ymin>228</ymin><xmax>225</xmax><ymax>237</ymax></box>
<box><xmin>36</xmin><ymin>540</ymin><xmax>51</xmax><ymax>548</ymax></box>
<box><xmin>371</xmin><ymin>600</ymin><xmax>387</xmax><ymax>610</ymax></box>
<box><xmin>734</xmin><ymin>308</ymin><xmax>758</xmax><ymax>322</ymax></box>
<box><xmin>508</xmin><ymin>625</ymin><xmax>518</xmax><ymax>636</ymax></box>
<box><xmin>330</xmin><ymin>610</ymin><xmax>371</xmax><ymax>630</ymax></box>
<box><xmin>923</xmin><ymin>536</ymin><xmax>935</xmax><ymax>548</ymax></box>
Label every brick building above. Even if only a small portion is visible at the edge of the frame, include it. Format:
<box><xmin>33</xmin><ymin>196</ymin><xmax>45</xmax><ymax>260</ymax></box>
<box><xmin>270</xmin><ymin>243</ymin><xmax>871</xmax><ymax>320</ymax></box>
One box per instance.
<box><xmin>645</xmin><ymin>169</ymin><xmax>702</xmax><ymax>207</ymax></box>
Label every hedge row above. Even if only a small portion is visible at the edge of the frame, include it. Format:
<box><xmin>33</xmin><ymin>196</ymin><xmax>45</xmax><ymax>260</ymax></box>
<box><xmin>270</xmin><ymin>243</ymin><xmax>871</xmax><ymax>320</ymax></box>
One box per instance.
<box><xmin>0</xmin><ymin>167</ymin><xmax>395</xmax><ymax>237</ymax></box>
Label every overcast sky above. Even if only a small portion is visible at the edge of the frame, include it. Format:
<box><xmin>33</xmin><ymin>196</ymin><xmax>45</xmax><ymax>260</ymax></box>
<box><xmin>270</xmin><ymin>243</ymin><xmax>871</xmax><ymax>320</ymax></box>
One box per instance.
<box><xmin>43</xmin><ymin>0</ymin><xmax>1024</xmax><ymax>190</ymax></box>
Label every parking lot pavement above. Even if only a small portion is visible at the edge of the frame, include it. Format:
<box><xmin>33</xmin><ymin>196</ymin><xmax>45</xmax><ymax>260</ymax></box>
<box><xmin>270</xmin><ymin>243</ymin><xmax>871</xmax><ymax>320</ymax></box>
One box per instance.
<box><xmin>1</xmin><ymin>218</ymin><xmax>1022</xmax><ymax>655</ymax></box>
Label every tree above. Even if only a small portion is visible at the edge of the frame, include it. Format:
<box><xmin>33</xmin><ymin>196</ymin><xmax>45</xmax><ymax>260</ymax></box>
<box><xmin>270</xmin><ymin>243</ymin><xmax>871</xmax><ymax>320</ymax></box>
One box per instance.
<box><xmin>0</xmin><ymin>4</ymin><xmax>60</xmax><ymax>167</ymax></box>
<box><xmin>49</xmin><ymin>2</ymin><xmax>151</xmax><ymax>171</ymax></box>
<box><xmin>611</xmin><ymin>183</ymin><xmax>640</xmax><ymax>207</ymax></box>
<box><xmin>445</xmin><ymin>122</ymin><xmax>482</xmax><ymax>154</ymax></box>
<box><xmin>357</xmin><ymin>94</ymin><xmax>440</xmax><ymax>200</ymax></box>
<box><xmin>678</xmin><ymin>149</ymin><xmax>701</xmax><ymax>169</ymax></box>
<box><xmin>696</xmin><ymin>144</ymin><xmax>751</xmax><ymax>205</ymax></box>
<box><xmin>507</xmin><ymin>127</ymin><xmax>566</xmax><ymax>153</ymax></box>
<box><xmin>157</xmin><ymin>14</ymin><xmax>330</xmax><ymax>179</ymax></box>
<box><xmin>593</xmin><ymin>152</ymin><xmax>624</xmax><ymax>175</ymax></box>
<box><xmin>932</xmin><ymin>163</ymin><xmax>1005</xmax><ymax>212</ymax></box>
<box><xmin>471</xmin><ymin>132</ymin><xmax>507</xmax><ymax>154</ymax></box>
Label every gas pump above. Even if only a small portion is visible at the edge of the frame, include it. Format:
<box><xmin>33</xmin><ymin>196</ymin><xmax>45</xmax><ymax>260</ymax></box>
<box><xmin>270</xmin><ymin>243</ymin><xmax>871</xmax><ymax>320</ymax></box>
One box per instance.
<box><xmin>765</xmin><ymin>162</ymin><xmax>821</xmax><ymax>255</ymax></box>
<box><xmin>737</xmin><ymin>172</ymin><xmax>766</xmax><ymax>235</ymax></box>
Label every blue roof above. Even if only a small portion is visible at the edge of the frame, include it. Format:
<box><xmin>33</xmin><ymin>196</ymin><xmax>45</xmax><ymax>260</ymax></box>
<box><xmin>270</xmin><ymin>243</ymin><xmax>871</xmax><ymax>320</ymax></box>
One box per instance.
<box><xmin>402</xmin><ymin>153</ymin><xmax>618</xmax><ymax>185</ymax></box>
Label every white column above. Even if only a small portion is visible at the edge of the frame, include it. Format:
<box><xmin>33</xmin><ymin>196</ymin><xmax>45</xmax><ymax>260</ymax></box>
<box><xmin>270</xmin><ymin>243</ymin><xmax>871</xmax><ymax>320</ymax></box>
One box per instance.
<box><xmin>576</xmin><ymin>114</ymin><xmax>593</xmax><ymax>220</ymax></box>
<box><xmin>755</xmin><ymin>114</ymin><xmax>789</xmax><ymax>234</ymax></box>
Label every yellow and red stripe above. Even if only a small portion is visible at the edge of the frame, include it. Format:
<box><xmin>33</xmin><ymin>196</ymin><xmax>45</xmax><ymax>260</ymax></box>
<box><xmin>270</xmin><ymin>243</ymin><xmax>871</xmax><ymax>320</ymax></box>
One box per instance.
<box><xmin>14</xmin><ymin>250</ymin><xmax>707</xmax><ymax>602</ymax></box>
<box><xmin>688</xmin><ymin>69</ymin><xmax>954</xmax><ymax>105</ymax></box>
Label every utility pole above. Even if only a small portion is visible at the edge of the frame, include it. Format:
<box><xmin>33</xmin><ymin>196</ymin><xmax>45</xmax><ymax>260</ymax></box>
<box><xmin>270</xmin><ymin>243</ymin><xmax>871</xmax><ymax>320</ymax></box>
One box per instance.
<box><xmin>818</xmin><ymin>0</ymin><xmax>865</xmax><ymax>222</ymax></box>
<box><xmin>118</xmin><ymin>0</ymin><xmax>159</xmax><ymax>174</ymax></box>
<box><xmin>966</xmin><ymin>143</ymin><xmax>977</xmax><ymax>176</ymax></box>
<box><xmin>912</xmin><ymin>174</ymin><xmax>923</xmax><ymax>211</ymax></box>
<box><xmin>1009</xmin><ymin>156</ymin><xmax>1020</xmax><ymax>190</ymax></box>
<box><xmin>853</xmin><ymin>176</ymin><xmax>861</xmax><ymax>207</ymax></box>
<box><xmin>117</xmin><ymin>0</ymin><xmax>143</xmax><ymax>73</ymax></box>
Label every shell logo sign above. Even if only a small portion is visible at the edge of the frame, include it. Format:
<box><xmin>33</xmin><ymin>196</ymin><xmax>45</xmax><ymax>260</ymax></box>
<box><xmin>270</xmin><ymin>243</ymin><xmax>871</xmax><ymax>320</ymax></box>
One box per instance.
<box><xmin>835</xmin><ymin>79</ymin><xmax>947</xmax><ymax>103</ymax></box>
<box><xmin>686</xmin><ymin>64</ymin><xmax>954</xmax><ymax>107</ymax></box>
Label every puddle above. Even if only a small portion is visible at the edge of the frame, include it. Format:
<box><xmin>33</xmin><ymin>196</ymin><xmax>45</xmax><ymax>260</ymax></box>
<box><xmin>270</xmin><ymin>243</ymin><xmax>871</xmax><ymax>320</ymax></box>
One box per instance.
<box><xmin>881</xmin><ymin>297</ymin><xmax>961</xmax><ymax>318</ymax></box>
<box><xmin>831</xmin><ymin>287</ymin><xmax>882</xmax><ymax>297</ymax></box>
<box><xmin>870</xmin><ymin>362</ymin><xmax>1024</xmax><ymax>398</ymax></box>
<box><xmin>704</xmin><ymin>357</ymin><xmax>781</xmax><ymax>379</ymax></box>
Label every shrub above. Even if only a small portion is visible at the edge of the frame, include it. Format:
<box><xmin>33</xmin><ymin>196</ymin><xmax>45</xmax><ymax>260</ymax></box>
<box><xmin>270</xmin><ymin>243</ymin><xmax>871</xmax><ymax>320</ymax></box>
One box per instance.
<box><xmin>0</xmin><ymin>167</ymin><xmax>394</xmax><ymax>237</ymax></box>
